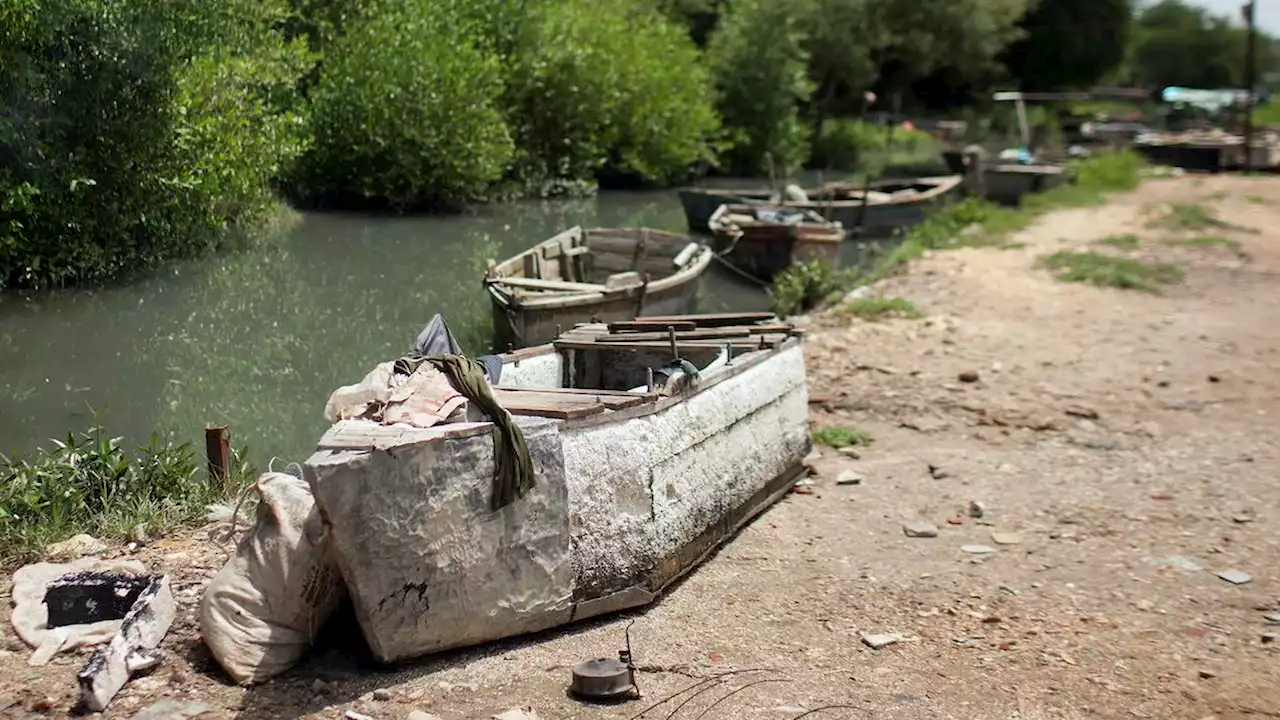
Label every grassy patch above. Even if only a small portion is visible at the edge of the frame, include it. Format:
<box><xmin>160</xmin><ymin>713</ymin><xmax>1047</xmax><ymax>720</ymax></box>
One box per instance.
<box><xmin>1246</xmin><ymin>195</ymin><xmax>1267</xmax><ymax>205</ymax></box>
<box><xmin>1094</xmin><ymin>233</ymin><xmax>1140</xmax><ymax>250</ymax></box>
<box><xmin>812</xmin><ymin>425</ymin><xmax>874</xmax><ymax>448</ymax></box>
<box><xmin>840</xmin><ymin>297</ymin><xmax>922</xmax><ymax>321</ymax></box>
<box><xmin>1161</xmin><ymin>235</ymin><xmax>1242</xmax><ymax>253</ymax></box>
<box><xmin>0</xmin><ymin>426</ymin><xmax>254</xmax><ymax>563</ymax></box>
<box><xmin>1039</xmin><ymin>251</ymin><xmax>1183</xmax><ymax>293</ymax></box>
<box><xmin>1145</xmin><ymin>203</ymin><xmax>1229</xmax><ymax>232</ymax></box>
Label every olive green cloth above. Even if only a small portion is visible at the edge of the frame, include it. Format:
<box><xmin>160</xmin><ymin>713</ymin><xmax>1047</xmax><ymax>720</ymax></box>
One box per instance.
<box><xmin>411</xmin><ymin>353</ymin><xmax>536</xmax><ymax>511</ymax></box>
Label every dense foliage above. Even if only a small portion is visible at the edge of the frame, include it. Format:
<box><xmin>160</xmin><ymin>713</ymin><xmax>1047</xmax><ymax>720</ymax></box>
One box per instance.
<box><xmin>0</xmin><ymin>0</ymin><xmax>310</xmax><ymax>289</ymax></box>
<box><xmin>2</xmin><ymin>0</ymin><xmax>1275</xmax><ymax>288</ymax></box>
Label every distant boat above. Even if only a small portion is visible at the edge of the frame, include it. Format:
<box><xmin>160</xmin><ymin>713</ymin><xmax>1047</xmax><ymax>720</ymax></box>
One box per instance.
<box><xmin>944</xmin><ymin>150</ymin><xmax>1070</xmax><ymax>206</ymax></box>
<box><xmin>677</xmin><ymin>175</ymin><xmax>964</xmax><ymax>237</ymax></box>
<box><xmin>485</xmin><ymin>227</ymin><xmax>713</xmax><ymax>351</ymax></box>
<box><xmin>306</xmin><ymin>313</ymin><xmax>810</xmax><ymax>664</ymax></box>
<box><xmin>707</xmin><ymin>203</ymin><xmax>844</xmax><ymax>281</ymax></box>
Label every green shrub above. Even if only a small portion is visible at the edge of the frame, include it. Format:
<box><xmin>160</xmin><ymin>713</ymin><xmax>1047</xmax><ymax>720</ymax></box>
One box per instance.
<box><xmin>706</xmin><ymin>0</ymin><xmax>813</xmax><ymax>175</ymax></box>
<box><xmin>299</xmin><ymin>0</ymin><xmax>514</xmax><ymax>209</ymax></box>
<box><xmin>0</xmin><ymin>426</ymin><xmax>253</xmax><ymax>562</ymax></box>
<box><xmin>810</xmin><ymin>119</ymin><xmax>938</xmax><ymax>172</ymax></box>
<box><xmin>812</xmin><ymin>425</ymin><xmax>873</xmax><ymax>447</ymax></box>
<box><xmin>771</xmin><ymin>258</ymin><xmax>857</xmax><ymax>316</ymax></box>
<box><xmin>0</xmin><ymin>0</ymin><xmax>310</xmax><ymax>290</ymax></box>
<box><xmin>499</xmin><ymin>0</ymin><xmax>718</xmax><ymax>194</ymax></box>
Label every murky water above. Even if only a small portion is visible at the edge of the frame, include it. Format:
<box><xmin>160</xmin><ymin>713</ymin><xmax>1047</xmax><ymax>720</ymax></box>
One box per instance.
<box><xmin>0</xmin><ymin>190</ymin><xmax>773</xmax><ymax>465</ymax></box>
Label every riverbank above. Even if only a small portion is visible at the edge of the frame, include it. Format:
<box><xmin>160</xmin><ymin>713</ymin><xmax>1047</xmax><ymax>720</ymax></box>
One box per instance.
<box><xmin>2</xmin><ymin>173</ymin><xmax>1276</xmax><ymax>718</ymax></box>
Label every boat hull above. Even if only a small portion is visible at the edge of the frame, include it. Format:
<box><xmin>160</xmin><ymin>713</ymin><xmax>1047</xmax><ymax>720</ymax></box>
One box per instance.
<box><xmin>981</xmin><ymin>166</ymin><xmax>1068</xmax><ymax>206</ymax></box>
<box><xmin>489</xmin><ymin>279</ymin><xmax>699</xmax><ymax>352</ymax></box>
<box><xmin>678</xmin><ymin>177</ymin><xmax>963</xmax><ymax>238</ymax></box>
<box><xmin>711</xmin><ymin>225</ymin><xmax>842</xmax><ymax>280</ymax></box>
<box><xmin>305</xmin><ymin>341</ymin><xmax>810</xmax><ymax>663</ymax></box>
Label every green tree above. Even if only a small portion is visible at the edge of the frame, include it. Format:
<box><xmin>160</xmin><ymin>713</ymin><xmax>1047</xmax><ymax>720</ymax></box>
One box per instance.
<box><xmin>0</xmin><ymin>0</ymin><xmax>310</xmax><ymax>290</ymax></box>
<box><xmin>707</xmin><ymin>0</ymin><xmax>813</xmax><ymax>175</ymax></box>
<box><xmin>1002</xmin><ymin>0</ymin><xmax>1133</xmax><ymax>91</ymax></box>
<box><xmin>1129</xmin><ymin>0</ymin><xmax>1278</xmax><ymax>90</ymax></box>
<box><xmin>299</xmin><ymin>0</ymin><xmax>513</xmax><ymax>209</ymax></box>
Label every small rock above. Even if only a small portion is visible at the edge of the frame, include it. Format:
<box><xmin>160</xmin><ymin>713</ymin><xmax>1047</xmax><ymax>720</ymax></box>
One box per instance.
<box><xmin>1262</xmin><ymin>633</ymin><xmax>1277</xmax><ymax>645</ymax></box>
<box><xmin>1231</xmin><ymin>513</ymin><xmax>1254</xmax><ymax>524</ymax></box>
<box><xmin>969</xmin><ymin>501</ymin><xmax>986</xmax><ymax>519</ymax></box>
<box><xmin>836</xmin><ymin>470</ymin><xmax>861</xmax><ymax>486</ymax></box>
<box><xmin>131</xmin><ymin>700</ymin><xmax>215</xmax><ymax>720</ymax></box>
<box><xmin>861</xmin><ymin>633</ymin><xmax>903</xmax><ymax>649</ymax></box>
<box><xmin>962</xmin><ymin>544</ymin><xmax>997</xmax><ymax>555</ymax></box>
<box><xmin>493</xmin><ymin>708</ymin><xmax>540</xmax><ymax>720</ymax></box>
<box><xmin>408</xmin><ymin>713</ymin><xmax>443</xmax><ymax>720</ymax></box>
<box><xmin>1263</xmin><ymin>613</ymin><xmax>1280</xmax><ymax>624</ymax></box>
<box><xmin>1198</xmin><ymin>669</ymin><xmax>1216</xmax><ymax>680</ymax></box>
<box><xmin>991</xmin><ymin>531</ymin><xmax>1022</xmax><ymax>546</ymax></box>
<box><xmin>946</xmin><ymin>517</ymin><xmax>965</xmax><ymax>525</ymax></box>
<box><xmin>1064</xmin><ymin>404</ymin><xmax>1099</xmax><ymax>419</ymax></box>
<box><xmin>372</xmin><ymin>688</ymin><xmax>393</xmax><ymax>701</ymax></box>
<box><xmin>958</xmin><ymin>370</ymin><xmax>980</xmax><ymax>383</ymax></box>
<box><xmin>1136</xmin><ymin>599</ymin><xmax>1154</xmax><ymax>612</ymax></box>
<box><xmin>345</xmin><ymin>712</ymin><xmax>378</xmax><ymax>720</ymax></box>
<box><xmin>837</xmin><ymin>446</ymin><xmax>861</xmax><ymax>459</ymax></box>
<box><xmin>312</xmin><ymin>679</ymin><xmax>329</xmax><ymax>694</ymax></box>
<box><xmin>45</xmin><ymin>533</ymin><xmax>107</xmax><ymax>560</ymax></box>
<box><xmin>1216</xmin><ymin>570</ymin><xmax>1253</xmax><ymax>585</ymax></box>
<box><xmin>1208</xmin><ymin>374</ymin><xmax>1221</xmax><ymax>383</ymax></box>
<box><xmin>30</xmin><ymin>697</ymin><xmax>55</xmax><ymax>712</ymax></box>
<box><xmin>903</xmin><ymin>520</ymin><xmax>939</xmax><ymax>538</ymax></box>
<box><xmin>928</xmin><ymin>464</ymin><xmax>950</xmax><ymax>480</ymax></box>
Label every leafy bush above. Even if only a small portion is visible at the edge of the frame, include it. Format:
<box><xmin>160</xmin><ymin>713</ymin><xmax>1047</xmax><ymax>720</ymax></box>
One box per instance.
<box><xmin>810</xmin><ymin>119</ymin><xmax>938</xmax><ymax>172</ymax></box>
<box><xmin>0</xmin><ymin>0</ymin><xmax>310</xmax><ymax>290</ymax></box>
<box><xmin>298</xmin><ymin>0</ymin><xmax>514</xmax><ymax>209</ymax></box>
<box><xmin>812</xmin><ymin>425</ymin><xmax>873</xmax><ymax>447</ymax></box>
<box><xmin>0</xmin><ymin>426</ymin><xmax>253</xmax><ymax>562</ymax></box>
<box><xmin>706</xmin><ymin>0</ymin><xmax>813</xmax><ymax>175</ymax></box>
<box><xmin>771</xmin><ymin>257</ymin><xmax>857</xmax><ymax>316</ymax></box>
<box><xmin>496</xmin><ymin>0</ymin><xmax>718</xmax><ymax>195</ymax></box>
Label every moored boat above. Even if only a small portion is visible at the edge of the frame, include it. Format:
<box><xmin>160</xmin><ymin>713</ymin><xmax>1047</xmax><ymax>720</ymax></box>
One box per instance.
<box><xmin>707</xmin><ymin>203</ymin><xmax>844</xmax><ymax>280</ymax></box>
<box><xmin>305</xmin><ymin>313</ymin><xmax>810</xmax><ymax>663</ymax></box>
<box><xmin>485</xmin><ymin>227</ymin><xmax>712</xmax><ymax>351</ymax></box>
<box><xmin>677</xmin><ymin>175</ymin><xmax>963</xmax><ymax>237</ymax></box>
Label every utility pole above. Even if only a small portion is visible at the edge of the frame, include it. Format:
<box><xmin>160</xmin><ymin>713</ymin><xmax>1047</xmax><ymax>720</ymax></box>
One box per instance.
<box><xmin>1242</xmin><ymin>1</ymin><xmax>1257</xmax><ymax>173</ymax></box>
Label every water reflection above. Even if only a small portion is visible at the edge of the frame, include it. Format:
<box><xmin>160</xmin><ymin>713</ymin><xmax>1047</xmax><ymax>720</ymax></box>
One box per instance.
<box><xmin>0</xmin><ymin>191</ymin><xmax>768</xmax><ymax>464</ymax></box>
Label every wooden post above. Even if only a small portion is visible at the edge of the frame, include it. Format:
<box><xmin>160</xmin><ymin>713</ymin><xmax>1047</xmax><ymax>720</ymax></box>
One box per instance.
<box><xmin>204</xmin><ymin>426</ymin><xmax>230</xmax><ymax>486</ymax></box>
<box><xmin>667</xmin><ymin>326</ymin><xmax>678</xmax><ymax>362</ymax></box>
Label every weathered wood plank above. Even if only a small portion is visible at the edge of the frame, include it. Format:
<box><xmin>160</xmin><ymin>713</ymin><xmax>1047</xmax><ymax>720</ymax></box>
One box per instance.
<box><xmin>489</xmin><ymin>277</ymin><xmax>605</xmax><ymax>293</ymax></box>
<box><xmin>593</xmin><ymin>328</ymin><xmax>752</xmax><ymax>343</ymax></box>
<box><xmin>493</xmin><ymin>390</ymin><xmax>607</xmax><ymax>419</ymax></box>
<box><xmin>637</xmin><ymin>312</ymin><xmax>777</xmax><ymax>327</ymax></box>
<box><xmin>607</xmin><ymin>320</ymin><xmax>697</xmax><ymax>333</ymax></box>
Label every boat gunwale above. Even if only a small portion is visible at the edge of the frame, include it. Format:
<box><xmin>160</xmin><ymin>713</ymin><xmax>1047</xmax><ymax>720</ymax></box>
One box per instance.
<box><xmin>707</xmin><ymin>202</ymin><xmax>846</xmax><ymax>246</ymax></box>
<box><xmin>486</xmin><ymin>226</ymin><xmax>713</xmax><ymax>311</ymax></box>
<box><xmin>680</xmin><ymin>174</ymin><xmax>963</xmax><ymax>209</ymax></box>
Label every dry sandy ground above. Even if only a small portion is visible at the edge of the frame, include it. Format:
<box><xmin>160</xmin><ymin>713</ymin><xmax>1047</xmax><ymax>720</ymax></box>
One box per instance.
<box><xmin>3</xmin><ymin>174</ymin><xmax>1279</xmax><ymax>720</ymax></box>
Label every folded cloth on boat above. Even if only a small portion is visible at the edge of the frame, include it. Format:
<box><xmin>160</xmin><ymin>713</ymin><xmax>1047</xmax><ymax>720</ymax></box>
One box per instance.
<box><xmin>323</xmin><ymin>360</ymin><xmax>467</xmax><ymax>427</ymax></box>
<box><xmin>423</xmin><ymin>354</ymin><xmax>536</xmax><ymax>512</ymax></box>
<box><xmin>756</xmin><ymin>208</ymin><xmax>805</xmax><ymax>225</ymax></box>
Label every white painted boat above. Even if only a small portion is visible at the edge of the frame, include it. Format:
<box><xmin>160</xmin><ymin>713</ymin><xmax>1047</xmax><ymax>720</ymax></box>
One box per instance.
<box><xmin>304</xmin><ymin>314</ymin><xmax>811</xmax><ymax>663</ymax></box>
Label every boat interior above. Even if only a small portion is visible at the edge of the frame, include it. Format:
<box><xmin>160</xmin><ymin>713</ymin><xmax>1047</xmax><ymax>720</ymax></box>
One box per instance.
<box><xmin>487</xmin><ymin>227</ymin><xmax>702</xmax><ymax>297</ymax></box>
<box><xmin>491</xmin><ymin>313</ymin><xmax>799</xmax><ymax>422</ymax></box>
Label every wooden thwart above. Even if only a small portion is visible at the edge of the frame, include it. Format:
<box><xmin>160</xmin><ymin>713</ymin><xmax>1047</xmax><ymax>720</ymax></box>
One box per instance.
<box><xmin>488</xmin><ymin>277</ymin><xmax>605</xmax><ymax>293</ymax></box>
<box><xmin>493</xmin><ymin>389</ymin><xmax>608</xmax><ymax>419</ymax></box>
<box><xmin>593</xmin><ymin>328</ymin><xmax>752</xmax><ymax>343</ymax></box>
<box><xmin>607</xmin><ymin>320</ymin><xmax>697</xmax><ymax>333</ymax></box>
<box><xmin>637</xmin><ymin>312</ymin><xmax>777</xmax><ymax>327</ymax></box>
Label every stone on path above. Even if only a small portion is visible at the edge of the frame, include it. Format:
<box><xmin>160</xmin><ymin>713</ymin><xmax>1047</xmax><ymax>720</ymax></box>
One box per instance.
<box><xmin>903</xmin><ymin>520</ymin><xmax>939</xmax><ymax>538</ymax></box>
<box><xmin>961</xmin><ymin>544</ymin><xmax>997</xmax><ymax>555</ymax></box>
<box><xmin>991</xmin><ymin>531</ymin><xmax>1022</xmax><ymax>546</ymax></box>
<box><xmin>861</xmin><ymin>633</ymin><xmax>904</xmax><ymax>649</ymax></box>
<box><xmin>1216</xmin><ymin>569</ymin><xmax>1252</xmax><ymax>585</ymax></box>
<box><xmin>45</xmin><ymin>534</ymin><xmax>107</xmax><ymax>561</ymax></box>
<box><xmin>958</xmin><ymin>370</ymin><xmax>980</xmax><ymax>383</ymax></box>
<box><xmin>969</xmin><ymin>501</ymin><xmax>986</xmax><ymax>518</ymax></box>
<box><xmin>836</xmin><ymin>470</ymin><xmax>862</xmax><ymax>486</ymax></box>
<box><xmin>131</xmin><ymin>701</ymin><xmax>214</xmax><ymax>720</ymax></box>
<box><xmin>372</xmin><ymin>688</ymin><xmax>393</xmax><ymax>701</ymax></box>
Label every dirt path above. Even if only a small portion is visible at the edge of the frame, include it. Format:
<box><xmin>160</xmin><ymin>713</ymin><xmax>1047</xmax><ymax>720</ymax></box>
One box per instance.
<box><xmin>4</xmin><ymin>174</ymin><xmax>1279</xmax><ymax>720</ymax></box>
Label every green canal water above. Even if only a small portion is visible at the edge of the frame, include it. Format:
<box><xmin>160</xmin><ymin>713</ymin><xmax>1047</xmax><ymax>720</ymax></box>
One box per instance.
<box><xmin>0</xmin><ymin>190</ymin><xmax>774</xmax><ymax>465</ymax></box>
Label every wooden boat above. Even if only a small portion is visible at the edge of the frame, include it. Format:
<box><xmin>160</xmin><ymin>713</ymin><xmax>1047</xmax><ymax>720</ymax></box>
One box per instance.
<box><xmin>484</xmin><ymin>227</ymin><xmax>713</xmax><ymax>351</ymax></box>
<box><xmin>707</xmin><ymin>203</ymin><xmax>844</xmax><ymax>280</ymax></box>
<box><xmin>305</xmin><ymin>313</ymin><xmax>810</xmax><ymax>663</ymax></box>
<box><xmin>677</xmin><ymin>175</ymin><xmax>963</xmax><ymax>237</ymax></box>
<box><xmin>944</xmin><ymin>149</ymin><xmax>1069</xmax><ymax>206</ymax></box>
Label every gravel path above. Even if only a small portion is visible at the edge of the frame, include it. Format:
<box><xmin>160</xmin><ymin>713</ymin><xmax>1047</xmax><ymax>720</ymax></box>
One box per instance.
<box><xmin>3</xmin><ymin>174</ymin><xmax>1278</xmax><ymax>720</ymax></box>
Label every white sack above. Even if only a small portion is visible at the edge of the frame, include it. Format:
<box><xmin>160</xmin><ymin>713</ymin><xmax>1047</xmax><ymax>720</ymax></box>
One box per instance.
<box><xmin>199</xmin><ymin>472</ymin><xmax>346</xmax><ymax>685</ymax></box>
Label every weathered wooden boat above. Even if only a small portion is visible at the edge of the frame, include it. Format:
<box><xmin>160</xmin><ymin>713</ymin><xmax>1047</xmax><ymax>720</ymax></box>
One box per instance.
<box><xmin>485</xmin><ymin>227</ymin><xmax>713</xmax><ymax>351</ymax></box>
<box><xmin>944</xmin><ymin>149</ymin><xmax>1069</xmax><ymax>206</ymax></box>
<box><xmin>707</xmin><ymin>203</ymin><xmax>844</xmax><ymax>280</ymax></box>
<box><xmin>677</xmin><ymin>175</ymin><xmax>963</xmax><ymax>237</ymax></box>
<box><xmin>305</xmin><ymin>314</ymin><xmax>810</xmax><ymax>663</ymax></box>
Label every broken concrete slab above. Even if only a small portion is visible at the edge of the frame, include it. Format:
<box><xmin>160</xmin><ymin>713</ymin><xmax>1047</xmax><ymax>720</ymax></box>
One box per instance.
<box><xmin>77</xmin><ymin>575</ymin><xmax>175</xmax><ymax>712</ymax></box>
<box><xmin>861</xmin><ymin>633</ymin><xmax>904</xmax><ymax>649</ymax></box>
<box><xmin>961</xmin><ymin>544</ymin><xmax>997</xmax><ymax>555</ymax></box>
<box><xmin>903</xmin><ymin>520</ymin><xmax>939</xmax><ymax>538</ymax></box>
<box><xmin>131</xmin><ymin>700</ymin><xmax>214</xmax><ymax>720</ymax></box>
<box><xmin>1216</xmin><ymin>569</ymin><xmax>1252</xmax><ymax>585</ymax></box>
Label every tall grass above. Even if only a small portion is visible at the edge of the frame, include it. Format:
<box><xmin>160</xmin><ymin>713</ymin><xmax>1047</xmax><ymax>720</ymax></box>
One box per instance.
<box><xmin>0</xmin><ymin>426</ymin><xmax>254</xmax><ymax>563</ymax></box>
